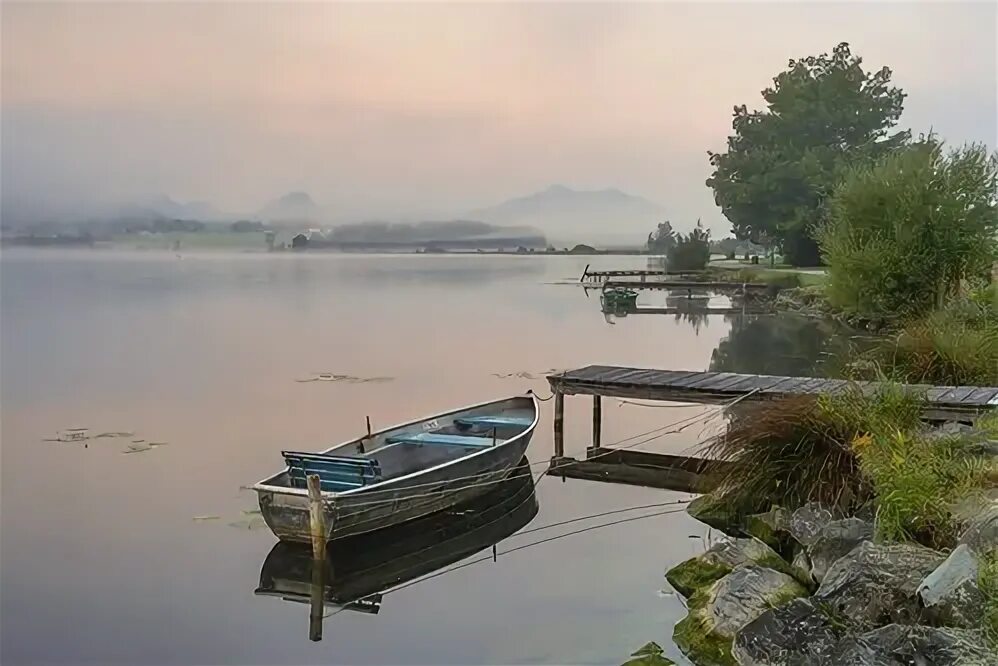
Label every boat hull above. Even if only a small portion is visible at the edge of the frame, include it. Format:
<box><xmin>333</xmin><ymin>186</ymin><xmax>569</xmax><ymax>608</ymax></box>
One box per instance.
<box><xmin>254</xmin><ymin>395</ymin><xmax>537</xmax><ymax>543</ymax></box>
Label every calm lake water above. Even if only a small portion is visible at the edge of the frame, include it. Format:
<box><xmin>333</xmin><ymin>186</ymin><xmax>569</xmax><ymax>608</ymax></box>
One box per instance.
<box><xmin>0</xmin><ymin>250</ymin><xmax>839</xmax><ymax>665</ymax></box>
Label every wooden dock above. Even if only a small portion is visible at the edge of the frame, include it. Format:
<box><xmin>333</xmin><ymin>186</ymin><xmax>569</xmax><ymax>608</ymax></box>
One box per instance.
<box><xmin>580</xmin><ymin>268</ymin><xmax>697</xmax><ymax>283</ymax></box>
<box><xmin>598</xmin><ymin>279</ymin><xmax>770</xmax><ymax>292</ymax></box>
<box><xmin>601</xmin><ymin>304</ymin><xmax>771</xmax><ymax>316</ymax></box>
<box><xmin>543</xmin><ymin>366</ymin><xmax>998</xmax><ymax>489</ymax></box>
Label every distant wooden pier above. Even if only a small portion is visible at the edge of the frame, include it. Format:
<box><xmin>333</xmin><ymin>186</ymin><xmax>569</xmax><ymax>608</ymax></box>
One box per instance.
<box><xmin>597</xmin><ymin>279</ymin><xmax>770</xmax><ymax>292</ymax></box>
<box><xmin>544</xmin><ymin>365</ymin><xmax>998</xmax><ymax>489</ymax></box>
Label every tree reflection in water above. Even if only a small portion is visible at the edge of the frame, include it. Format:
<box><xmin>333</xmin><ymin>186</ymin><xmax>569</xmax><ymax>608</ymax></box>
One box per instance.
<box><xmin>711</xmin><ymin>313</ymin><xmax>860</xmax><ymax>378</ymax></box>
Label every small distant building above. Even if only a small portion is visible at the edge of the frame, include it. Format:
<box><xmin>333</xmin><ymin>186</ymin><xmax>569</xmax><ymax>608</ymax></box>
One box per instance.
<box><xmin>291</xmin><ymin>233</ymin><xmax>309</xmax><ymax>249</ymax></box>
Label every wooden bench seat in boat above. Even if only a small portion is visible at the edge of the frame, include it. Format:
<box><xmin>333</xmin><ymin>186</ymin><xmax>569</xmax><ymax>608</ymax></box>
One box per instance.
<box><xmin>283</xmin><ymin>451</ymin><xmax>382</xmax><ymax>492</ymax></box>
<box><xmin>454</xmin><ymin>416</ymin><xmax>533</xmax><ymax>429</ymax></box>
<box><xmin>384</xmin><ymin>432</ymin><xmax>500</xmax><ymax>448</ymax></box>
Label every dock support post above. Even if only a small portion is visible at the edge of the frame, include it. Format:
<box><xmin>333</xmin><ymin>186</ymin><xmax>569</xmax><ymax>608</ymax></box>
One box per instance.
<box><xmin>307</xmin><ymin>474</ymin><xmax>326</xmax><ymax>561</ymax></box>
<box><xmin>590</xmin><ymin>395</ymin><xmax>601</xmax><ymax>456</ymax></box>
<box><xmin>553</xmin><ymin>392</ymin><xmax>564</xmax><ymax>458</ymax></box>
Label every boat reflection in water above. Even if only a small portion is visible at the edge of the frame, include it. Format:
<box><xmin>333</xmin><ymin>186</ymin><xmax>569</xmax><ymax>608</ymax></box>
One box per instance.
<box><xmin>255</xmin><ymin>458</ymin><xmax>538</xmax><ymax>638</ymax></box>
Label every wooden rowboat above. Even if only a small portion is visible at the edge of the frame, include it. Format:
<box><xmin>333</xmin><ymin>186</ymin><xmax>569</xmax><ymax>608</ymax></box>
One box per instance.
<box><xmin>254</xmin><ymin>458</ymin><xmax>538</xmax><ymax>614</ymax></box>
<box><xmin>252</xmin><ymin>393</ymin><xmax>539</xmax><ymax>542</ymax></box>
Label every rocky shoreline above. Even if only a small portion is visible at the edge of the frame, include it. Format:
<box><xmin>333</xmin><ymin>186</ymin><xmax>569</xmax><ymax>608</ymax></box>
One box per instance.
<box><xmin>663</xmin><ymin>443</ymin><xmax>998</xmax><ymax>665</ymax></box>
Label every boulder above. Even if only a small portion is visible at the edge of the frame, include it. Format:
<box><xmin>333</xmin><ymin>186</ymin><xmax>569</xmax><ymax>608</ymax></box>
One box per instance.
<box><xmin>958</xmin><ymin>502</ymin><xmax>998</xmax><ymax>556</ymax></box>
<box><xmin>731</xmin><ymin>598</ymin><xmax>841</xmax><ymax>666</ymax></box>
<box><xmin>790</xmin><ymin>549</ymin><xmax>813</xmax><ymax>586</ymax></box>
<box><xmin>826</xmin><ymin>624</ymin><xmax>997</xmax><ymax>666</ymax></box>
<box><xmin>674</xmin><ymin>565</ymin><xmax>807</xmax><ymax>666</ymax></box>
<box><xmin>788</xmin><ymin>503</ymin><xmax>836</xmax><ymax>547</ymax></box>
<box><xmin>917</xmin><ymin>544</ymin><xmax>985</xmax><ymax>629</ymax></box>
<box><xmin>666</xmin><ymin>538</ymin><xmax>791</xmax><ymax>599</ymax></box>
<box><xmin>806</xmin><ymin>518</ymin><xmax>874</xmax><ymax>583</ymax></box>
<box><xmin>687</xmin><ymin>493</ymin><xmax>743</xmax><ymax>536</ymax></box>
<box><xmin>706</xmin><ymin>566</ymin><xmax>809</xmax><ymax>638</ymax></box>
<box><xmin>743</xmin><ymin>506</ymin><xmax>793</xmax><ymax>554</ymax></box>
<box><xmin>814</xmin><ymin>541</ymin><xmax>945</xmax><ymax>630</ymax></box>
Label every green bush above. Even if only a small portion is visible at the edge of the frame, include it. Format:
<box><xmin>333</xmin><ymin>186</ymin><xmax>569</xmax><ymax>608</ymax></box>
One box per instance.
<box><xmin>699</xmin><ymin>385</ymin><xmax>923</xmax><ymax>516</ymax></box>
<box><xmin>818</xmin><ymin>141</ymin><xmax>998</xmax><ymax>319</ymax></box>
<box><xmin>668</xmin><ymin>221</ymin><xmax>711</xmax><ymax>272</ymax></box>
<box><xmin>855</xmin><ymin>427</ymin><xmax>989</xmax><ymax>548</ymax></box>
<box><xmin>861</xmin><ymin>299</ymin><xmax>998</xmax><ymax>385</ymax></box>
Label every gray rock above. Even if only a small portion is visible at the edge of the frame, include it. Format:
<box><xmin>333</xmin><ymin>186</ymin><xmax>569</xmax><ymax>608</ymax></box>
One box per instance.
<box><xmin>807</xmin><ymin>518</ymin><xmax>874</xmax><ymax>583</ymax></box>
<box><xmin>743</xmin><ymin>507</ymin><xmax>793</xmax><ymax>552</ymax></box>
<box><xmin>788</xmin><ymin>503</ymin><xmax>836</xmax><ymax>547</ymax></box>
<box><xmin>705</xmin><ymin>565</ymin><xmax>808</xmax><ymax>639</ymax></box>
<box><xmin>826</xmin><ymin>624</ymin><xmax>998</xmax><ymax>666</ymax></box>
<box><xmin>918</xmin><ymin>544</ymin><xmax>985</xmax><ymax>629</ymax></box>
<box><xmin>732</xmin><ymin>598</ymin><xmax>840</xmax><ymax>666</ymax></box>
<box><xmin>925</xmin><ymin>421</ymin><xmax>978</xmax><ymax>439</ymax></box>
<box><xmin>687</xmin><ymin>493</ymin><xmax>743</xmax><ymax>536</ymax></box>
<box><xmin>666</xmin><ymin>537</ymin><xmax>785</xmax><ymax>598</ymax></box>
<box><xmin>790</xmin><ymin>549</ymin><xmax>813</xmax><ymax>585</ymax></box>
<box><xmin>815</xmin><ymin>541</ymin><xmax>945</xmax><ymax>630</ymax></box>
<box><xmin>708</xmin><ymin>537</ymin><xmax>785</xmax><ymax>569</ymax></box>
<box><xmin>958</xmin><ymin>502</ymin><xmax>998</xmax><ymax>556</ymax></box>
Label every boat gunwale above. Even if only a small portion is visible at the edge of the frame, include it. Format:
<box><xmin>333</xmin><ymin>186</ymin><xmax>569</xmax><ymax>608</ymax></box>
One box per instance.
<box><xmin>251</xmin><ymin>392</ymin><xmax>539</xmax><ymax>498</ymax></box>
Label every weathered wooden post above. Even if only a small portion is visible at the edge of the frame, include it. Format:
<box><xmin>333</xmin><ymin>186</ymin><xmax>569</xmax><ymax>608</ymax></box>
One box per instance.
<box><xmin>307</xmin><ymin>474</ymin><xmax>326</xmax><ymax>561</ymax></box>
<box><xmin>553</xmin><ymin>392</ymin><xmax>565</xmax><ymax>458</ymax></box>
<box><xmin>309</xmin><ymin>558</ymin><xmax>324</xmax><ymax>641</ymax></box>
<box><xmin>590</xmin><ymin>395</ymin><xmax>602</xmax><ymax>456</ymax></box>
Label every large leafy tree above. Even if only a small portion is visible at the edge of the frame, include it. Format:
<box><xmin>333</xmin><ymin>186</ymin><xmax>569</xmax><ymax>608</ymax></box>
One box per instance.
<box><xmin>706</xmin><ymin>43</ymin><xmax>909</xmax><ymax>266</ymax></box>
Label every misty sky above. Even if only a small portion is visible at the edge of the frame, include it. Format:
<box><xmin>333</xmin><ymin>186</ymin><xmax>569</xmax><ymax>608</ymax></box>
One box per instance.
<box><xmin>2</xmin><ymin>1</ymin><xmax>996</xmax><ymax>234</ymax></box>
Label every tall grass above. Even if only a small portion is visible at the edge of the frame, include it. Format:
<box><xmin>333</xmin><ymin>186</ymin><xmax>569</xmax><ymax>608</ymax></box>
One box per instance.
<box><xmin>856</xmin><ymin>427</ymin><xmax>990</xmax><ymax>548</ymax></box>
<box><xmin>700</xmin><ymin>385</ymin><xmax>923</xmax><ymax>516</ymax></box>
<box><xmin>981</xmin><ymin>549</ymin><xmax>998</xmax><ymax>648</ymax></box>
<box><xmin>863</xmin><ymin>298</ymin><xmax>998</xmax><ymax>385</ymax></box>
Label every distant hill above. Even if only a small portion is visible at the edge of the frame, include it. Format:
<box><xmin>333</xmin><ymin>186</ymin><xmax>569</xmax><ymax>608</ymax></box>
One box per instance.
<box><xmin>114</xmin><ymin>195</ymin><xmax>229</xmax><ymax>223</ymax></box>
<box><xmin>468</xmin><ymin>185</ymin><xmax>667</xmax><ymax>245</ymax></box>
<box><xmin>258</xmin><ymin>191</ymin><xmax>322</xmax><ymax>225</ymax></box>
<box><xmin>320</xmin><ymin>220</ymin><xmax>546</xmax><ymax>250</ymax></box>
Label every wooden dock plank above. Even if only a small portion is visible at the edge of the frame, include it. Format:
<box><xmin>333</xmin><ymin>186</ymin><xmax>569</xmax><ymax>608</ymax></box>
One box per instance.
<box><xmin>964</xmin><ymin>387</ymin><xmax>998</xmax><ymax>404</ymax></box>
<box><xmin>547</xmin><ymin>366</ymin><xmax>998</xmax><ymax>420</ymax></box>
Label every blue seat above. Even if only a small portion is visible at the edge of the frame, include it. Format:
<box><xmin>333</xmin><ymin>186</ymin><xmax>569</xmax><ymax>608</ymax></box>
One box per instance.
<box><xmin>385</xmin><ymin>432</ymin><xmax>499</xmax><ymax>448</ymax></box>
<box><xmin>282</xmin><ymin>451</ymin><xmax>381</xmax><ymax>479</ymax></box>
<box><xmin>454</xmin><ymin>416</ymin><xmax>533</xmax><ymax>429</ymax></box>
<box><xmin>283</xmin><ymin>451</ymin><xmax>381</xmax><ymax>492</ymax></box>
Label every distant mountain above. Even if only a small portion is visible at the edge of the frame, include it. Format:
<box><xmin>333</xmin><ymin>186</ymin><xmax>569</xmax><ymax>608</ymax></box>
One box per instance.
<box><xmin>110</xmin><ymin>195</ymin><xmax>230</xmax><ymax>223</ymax></box>
<box><xmin>258</xmin><ymin>191</ymin><xmax>322</xmax><ymax>225</ymax></box>
<box><xmin>468</xmin><ymin>185</ymin><xmax>667</xmax><ymax>245</ymax></box>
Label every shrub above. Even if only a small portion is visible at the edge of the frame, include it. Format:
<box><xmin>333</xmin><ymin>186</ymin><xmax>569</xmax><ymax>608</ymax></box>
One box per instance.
<box><xmin>855</xmin><ymin>427</ymin><xmax>989</xmax><ymax>548</ymax></box>
<box><xmin>818</xmin><ymin>141</ymin><xmax>998</xmax><ymax>319</ymax></box>
<box><xmin>667</xmin><ymin>221</ymin><xmax>711</xmax><ymax>272</ymax></box>
<box><xmin>861</xmin><ymin>299</ymin><xmax>998</xmax><ymax>385</ymax></box>
<box><xmin>699</xmin><ymin>385</ymin><xmax>923</xmax><ymax>516</ymax></box>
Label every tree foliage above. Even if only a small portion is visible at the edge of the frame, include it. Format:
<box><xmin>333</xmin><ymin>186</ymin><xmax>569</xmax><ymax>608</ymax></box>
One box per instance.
<box><xmin>667</xmin><ymin>221</ymin><xmax>711</xmax><ymax>271</ymax></box>
<box><xmin>646</xmin><ymin>220</ymin><xmax>676</xmax><ymax>254</ymax></box>
<box><xmin>818</xmin><ymin>141</ymin><xmax>998</xmax><ymax>318</ymax></box>
<box><xmin>706</xmin><ymin>43</ymin><xmax>909</xmax><ymax>266</ymax></box>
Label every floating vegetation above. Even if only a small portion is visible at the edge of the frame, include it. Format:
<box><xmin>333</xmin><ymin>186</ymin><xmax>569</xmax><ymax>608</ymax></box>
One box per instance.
<box><xmin>296</xmin><ymin>373</ymin><xmax>395</xmax><ymax>384</ymax></box>
<box><xmin>192</xmin><ymin>515</ymin><xmax>221</xmax><ymax>522</ymax></box>
<box><xmin>121</xmin><ymin>441</ymin><xmax>168</xmax><ymax>455</ymax></box>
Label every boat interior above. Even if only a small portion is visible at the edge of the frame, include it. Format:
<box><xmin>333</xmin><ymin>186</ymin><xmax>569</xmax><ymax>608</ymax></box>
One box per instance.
<box><xmin>260</xmin><ymin>396</ymin><xmax>536</xmax><ymax>493</ymax></box>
